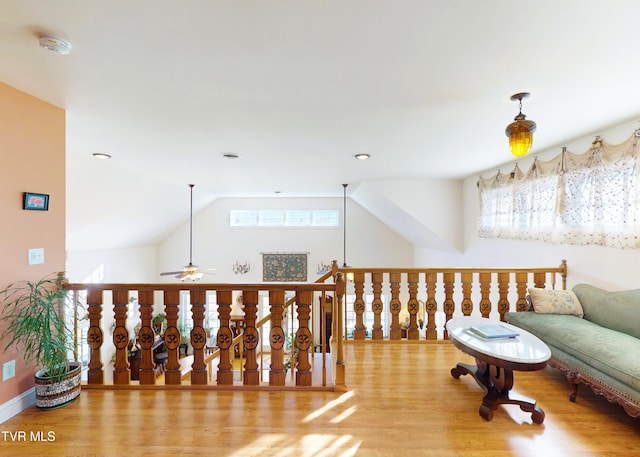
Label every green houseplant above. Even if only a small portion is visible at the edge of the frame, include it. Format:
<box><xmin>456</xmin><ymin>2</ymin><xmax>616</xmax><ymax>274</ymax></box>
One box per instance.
<box><xmin>152</xmin><ymin>313</ymin><xmax>166</xmax><ymax>333</ymax></box>
<box><xmin>0</xmin><ymin>272</ymin><xmax>82</xmax><ymax>409</ymax></box>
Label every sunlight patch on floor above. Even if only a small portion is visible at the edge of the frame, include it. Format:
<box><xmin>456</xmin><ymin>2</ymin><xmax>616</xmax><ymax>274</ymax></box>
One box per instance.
<box><xmin>302</xmin><ymin>390</ymin><xmax>355</xmax><ymax>423</ymax></box>
<box><xmin>507</xmin><ymin>418</ymin><xmax>588</xmax><ymax>457</ymax></box>
<box><xmin>227</xmin><ymin>433</ymin><xmax>361</xmax><ymax>457</ymax></box>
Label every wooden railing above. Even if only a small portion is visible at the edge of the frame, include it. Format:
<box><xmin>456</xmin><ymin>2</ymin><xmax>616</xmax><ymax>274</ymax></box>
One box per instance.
<box><xmin>326</xmin><ymin>260</ymin><xmax>567</xmax><ymax>341</ymax></box>
<box><xmin>67</xmin><ymin>260</ymin><xmax>567</xmax><ymax>391</ymax></box>
<box><xmin>67</xmin><ymin>277</ymin><xmax>346</xmax><ymax>391</ymax></box>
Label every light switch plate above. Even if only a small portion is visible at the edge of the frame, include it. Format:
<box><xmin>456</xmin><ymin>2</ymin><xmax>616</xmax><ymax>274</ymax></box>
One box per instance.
<box><xmin>28</xmin><ymin>248</ymin><xmax>45</xmax><ymax>265</ymax></box>
<box><xmin>2</xmin><ymin>360</ymin><xmax>15</xmax><ymax>381</ymax></box>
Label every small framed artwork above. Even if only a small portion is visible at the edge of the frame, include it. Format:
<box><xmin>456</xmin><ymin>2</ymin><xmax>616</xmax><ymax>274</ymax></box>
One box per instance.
<box><xmin>23</xmin><ymin>192</ymin><xmax>49</xmax><ymax>211</ymax></box>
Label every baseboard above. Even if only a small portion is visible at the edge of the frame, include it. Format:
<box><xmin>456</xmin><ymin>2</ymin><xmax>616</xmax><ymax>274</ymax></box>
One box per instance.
<box><xmin>0</xmin><ymin>388</ymin><xmax>35</xmax><ymax>424</ymax></box>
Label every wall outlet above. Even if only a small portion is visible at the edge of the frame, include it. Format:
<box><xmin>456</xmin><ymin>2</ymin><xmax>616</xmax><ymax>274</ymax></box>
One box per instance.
<box><xmin>2</xmin><ymin>360</ymin><xmax>16</xmax><ymax>381</ymax></box>
<box><xmin>28</xmin><ymin>248</ymin><xmax>45</xmax><ymax>265</ymax></box>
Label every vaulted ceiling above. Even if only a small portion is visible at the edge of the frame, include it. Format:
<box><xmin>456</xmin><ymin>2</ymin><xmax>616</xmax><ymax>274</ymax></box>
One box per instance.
<box><xmin>2</xmin><ymin>1</ymin><xmax>639</xmax><ymax>251</ymax></box>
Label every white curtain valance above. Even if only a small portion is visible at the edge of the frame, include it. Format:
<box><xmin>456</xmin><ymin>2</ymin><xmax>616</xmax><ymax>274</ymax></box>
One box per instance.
<box><xmin>477</xmin><ymin>130</ymin><xmax>640</xmax><ymax>249</ymax></box>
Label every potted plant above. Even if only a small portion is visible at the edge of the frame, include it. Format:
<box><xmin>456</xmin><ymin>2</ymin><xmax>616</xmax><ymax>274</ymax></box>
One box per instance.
<box><xmin>152</xmin><ymin>313</ymin><xmax>166</xmax><ymax>333</ymax></box>
<box><xmin>0</xmin><ymin>272</ymin><xmax>82</xmax><ymax>410</ymax></box>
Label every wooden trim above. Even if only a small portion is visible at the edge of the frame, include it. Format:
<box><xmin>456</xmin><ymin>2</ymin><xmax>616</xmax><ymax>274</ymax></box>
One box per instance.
<box><xmin>548</xmin><ymin>356</ymin><xmax>640</xmax><ymax>418</ymax></box>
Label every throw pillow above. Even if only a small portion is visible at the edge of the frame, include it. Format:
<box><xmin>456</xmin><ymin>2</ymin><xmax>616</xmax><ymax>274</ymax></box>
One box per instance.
<box><xmin>528</xmin><ymin>287</ymin><xmax>584</xmax><ymax>317</ymax></box>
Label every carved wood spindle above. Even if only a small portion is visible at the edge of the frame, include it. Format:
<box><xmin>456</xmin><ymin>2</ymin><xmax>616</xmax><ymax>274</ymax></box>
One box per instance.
<box><xmin>407</xmin><ymin>272</ymin><xmax>419</xmax><ymax>340</ymax></box>
<box><xmin>425</xmin><ymin>272</ymin><xmax>438</xmax><ymax>340</ymax></box>
<box><xmin>388</xmin><ymin>272</ymin><xmax>402</xmax><ymax>340</ymax></box>
<box><xmin>460</xmin><ymin>272</ymin><xmax>473</xmax><ymax>316</ymax></box>
<box><xmin>242</xmin><ymin>290</ymin><xmax>260</xmax><ymax>385</ymax></box>
<box><xmin>295</xmin><ymin>289</ymin><xmax>313</xmax><ymax>386</ymax></box>
<box><xmin>163</xmin><ymin>290</ymin><xmax>181</xmax><ymax>385</ymax></box>
<box><xmin>112</xmin><ymin>289</ymin><xmax>130</xmax><ymax>385</ymax></box>
<box><xmin>443</xmin><ymin>272</ymin><xmax>455</xmax><ymax>339</ymax></box>
<box><xmin>137</xmin><ymin>289</ymin><xmax>156</xmax><ymax>385</ymax></box>
<box><xmin>371</xmin><ymin>272</ymin><xmax>383</xmax><ymax>340</ymax></box>
<box><xmin>216</xmin><ymin>290</ymin><xmax>233</xmax><ymax>385</ymax></box>
<box><xmin>534</xmin><ymin>272</ymin><xmax>546</xmax><ymax>289</ymax></box>
<box><xmin>268</xmin><ymin>290</ymin><xmax>286</xmax><ymax>386</ymax></box>
<box><xmin>515</xmin><ymin>272</ymin><xmax>529</xmax><ymax>312</ymax></box>
<box><xmin>189</xmin><ymin>289</ymin><xmax>208</xmax><ymax>385</ymax></box>
<box><xmin>497</xmin><ymin>272</ymin><xmax>510</xmax><ymax>321</ymax></box>
<box><xmin>479</xmin><ymin>272</ymin><xmax>492</xmax><ymax>318</ymax></box>
<box><xmin>86</xmin><ymin>288</ymin><xmax>104</xmax><ymax>384</ymax></box>
<box><xmin>353</xmin><ymin>272</ymin><xmax>366</xmax><ymax>339</ymax></box>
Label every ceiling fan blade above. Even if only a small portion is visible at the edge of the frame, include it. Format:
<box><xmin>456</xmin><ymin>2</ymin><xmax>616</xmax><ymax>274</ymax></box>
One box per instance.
<box><xmin>160</xmin><ymin>271</ymin><xmax>185</xmax><ymax>276</ymax></box>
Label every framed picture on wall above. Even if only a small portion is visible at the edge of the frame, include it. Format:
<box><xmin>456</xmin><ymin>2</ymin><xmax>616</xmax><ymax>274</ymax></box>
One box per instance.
<box><xmin>23</xmin><ymin>192</ymin><xmax>49</xmax><ymax>211</ymax></box>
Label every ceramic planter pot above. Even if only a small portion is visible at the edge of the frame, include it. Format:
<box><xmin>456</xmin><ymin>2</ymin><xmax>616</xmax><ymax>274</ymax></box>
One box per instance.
<box><xmin>34</xmin><ymin>361</ymin><xmax>82</xmax><ymax>410</ymax></box>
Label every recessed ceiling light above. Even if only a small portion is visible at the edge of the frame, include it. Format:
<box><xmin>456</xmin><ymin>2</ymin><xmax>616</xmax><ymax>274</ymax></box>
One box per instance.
<box><xmin>354</xmin><ymin>153</ymin><xmax>371</xmax><ymax>160</ymax></box>
<box><xmin>92</xmin><ymin>153</ymin><xmax>112</xmax><ymax>160</ymax></box>
<box><xmin>222</xmin><ymin>153</ymin><xmax>240</xmax><ymax>159</ymax></box>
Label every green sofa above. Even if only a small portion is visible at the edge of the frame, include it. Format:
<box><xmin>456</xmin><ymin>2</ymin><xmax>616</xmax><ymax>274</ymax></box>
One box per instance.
<box><xmin>505</xmin><ymin>283</ymin><xmax>640</xmax><ymax>418</ymax></box>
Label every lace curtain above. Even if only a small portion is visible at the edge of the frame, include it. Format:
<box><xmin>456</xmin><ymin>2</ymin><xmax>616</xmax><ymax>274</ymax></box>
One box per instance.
<box><xmin>478</xmin><ymin>130</ymin><xmax>640</xmax><ymax>249</ymax></box>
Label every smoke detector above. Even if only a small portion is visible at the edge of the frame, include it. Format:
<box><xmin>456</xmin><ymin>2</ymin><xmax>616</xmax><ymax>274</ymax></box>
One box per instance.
<box><xmin>38</xmin><ymin>36</ymin><xmax>71</xmax><ymax>55</ymax></box>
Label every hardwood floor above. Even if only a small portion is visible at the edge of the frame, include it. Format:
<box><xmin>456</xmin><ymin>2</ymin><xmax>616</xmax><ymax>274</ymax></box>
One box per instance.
<box><xmin>2</xmin><ymin>342</ymin><xmax>639</xmax><ymax>456</ymax></box>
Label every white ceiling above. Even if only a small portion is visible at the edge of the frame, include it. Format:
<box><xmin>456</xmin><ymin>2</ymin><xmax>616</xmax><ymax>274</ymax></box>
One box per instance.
<box><xmin>2</xmin><ymin>1</ymin><xmax>640</xmax><ymax>251</ymax></box>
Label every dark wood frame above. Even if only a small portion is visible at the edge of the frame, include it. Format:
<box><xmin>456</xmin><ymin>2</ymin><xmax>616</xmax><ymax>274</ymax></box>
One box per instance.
<box><xmin>449</xmin><ymin>335</ymin><xmax>548</xmax><ymax>423</ymax></box>
<box><xmin>23</xmin><ymin>192</ymin><xmax>49</xmax><ymax>211</ymax></box>
<box><xmin>548</xmin><ymin>356</ymin><xmax>640</xmax><ymax>418</ymax></box>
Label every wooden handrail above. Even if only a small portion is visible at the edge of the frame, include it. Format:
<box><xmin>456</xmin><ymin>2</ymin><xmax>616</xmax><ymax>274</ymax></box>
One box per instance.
<box><xmin>67</xmin><ymin>260</ymin><xmax>565</xmax><ymax>392</ymax></box>
<box><xmin>67</xmin><ymin>279</ymin><xmax>343</xmax><ymax>391</ymax></box>
<box><xmin>320</xmin><ymin>260</ymin><xmax>567</xmax><ymax>341</ymax></box>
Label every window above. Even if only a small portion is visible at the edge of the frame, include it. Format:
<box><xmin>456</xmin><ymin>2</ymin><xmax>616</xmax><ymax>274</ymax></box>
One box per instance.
<box><xmin>478</xmin><ymin>131</ymin><xmax>640</xmax><ymax>248</ymax></box>
<box><xmin>230</xmin><ymin>209</ymin><xmax>339</xmax><ymax>227</ymax></box>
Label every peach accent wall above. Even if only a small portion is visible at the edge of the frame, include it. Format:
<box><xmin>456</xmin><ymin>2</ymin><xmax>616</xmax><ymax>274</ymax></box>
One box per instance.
<box><xmin>0</xmin><ymin>82</ymin><xmax>66</xmax><ymax>405</ymax></box>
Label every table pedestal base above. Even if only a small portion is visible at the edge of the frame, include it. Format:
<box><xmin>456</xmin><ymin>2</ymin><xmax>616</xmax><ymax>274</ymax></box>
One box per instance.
<box><xmin>451</xmin><ymin>359</ymin><xmax>545</xmax><ymax>424</ymax></box>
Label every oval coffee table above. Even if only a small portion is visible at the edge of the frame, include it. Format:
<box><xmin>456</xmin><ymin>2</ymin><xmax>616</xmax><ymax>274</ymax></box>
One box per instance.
<box><xmin>446</xmin><ymin>316</ymin><xmax>551</xmax><ymax>423</ymax></box>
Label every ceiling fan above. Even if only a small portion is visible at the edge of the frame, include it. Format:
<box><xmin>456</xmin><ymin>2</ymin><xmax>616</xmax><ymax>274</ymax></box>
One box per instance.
<box><xmin>160</xmin><ymin>184</ymin><xmax>215</xmax><ymax>281</ymax></box>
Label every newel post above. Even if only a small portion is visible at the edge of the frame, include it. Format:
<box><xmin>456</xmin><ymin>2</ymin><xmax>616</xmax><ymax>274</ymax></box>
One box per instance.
<box><xmin>560</xmin><ymin>259</ymin><xmax>567</xmax><ymax>290</ymax></box>
<box><xmin>334</xmin><ymin>273</ymin><xmax>346</xmax><ymax>391</ymax></box>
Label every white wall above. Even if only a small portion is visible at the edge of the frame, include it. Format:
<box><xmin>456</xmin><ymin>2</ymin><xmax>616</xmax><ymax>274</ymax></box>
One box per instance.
<box><xmin>65</xmin><ymin>196</ymin><xmax>413</xmax><ymax>283</ymax></box>
<box><xmin>415</xmin><ymin>118</ymin><xmax>640</xmax><ymax>291</ymax></box>
<box><xmin>157</xmin><ymin>196</ymin><xmax>413</xmax><ymax>283</ymax></box>
<box><xmin>66</xmin><ymin>246</ymin><xmax>158</xmax><ymax>283</ymax></box>
<box><xmin>66</xmin><ymin>118</ymin><xmax>640</xmax><ymax>292</ymax></box>
<box><xmin>352</xmin><ymin>179</ymin><xmax>463</xmax><ymax>252</ymax></box>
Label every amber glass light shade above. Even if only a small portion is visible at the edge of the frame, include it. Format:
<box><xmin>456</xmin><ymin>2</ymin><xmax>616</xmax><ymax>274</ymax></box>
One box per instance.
<box><xmin>505</xmin><ymin>92</ymin><xmax>536</xmax><ymax>157</ymax></box>
<box><xmin>506</xmin><ymin>113</ymin><xmax>536</xmax><ymax>157</ymax></box>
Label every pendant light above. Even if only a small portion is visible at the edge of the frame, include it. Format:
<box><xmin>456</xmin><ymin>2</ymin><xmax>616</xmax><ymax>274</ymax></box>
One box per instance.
<box><xmin>505</xmin><ymin>92</ymin><xmax>537</xmax><ymax>157</ymax></box>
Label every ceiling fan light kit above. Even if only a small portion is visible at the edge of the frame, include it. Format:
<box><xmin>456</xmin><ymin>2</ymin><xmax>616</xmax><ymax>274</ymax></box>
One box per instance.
<box><xmin>505</xmin><ymin>92</ymin><xmax>537</xmax><ymax>157</ymax></box>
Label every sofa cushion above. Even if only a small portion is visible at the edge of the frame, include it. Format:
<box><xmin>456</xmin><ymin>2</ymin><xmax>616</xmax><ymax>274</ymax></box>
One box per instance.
<box><xmin>572</xmin><ymin>284</ymin><xmax>640</xmax><ymax>340</ymax></box>
<box><xmin>528</xmin><ymin>287</ymin><xmax>583</xmax><ymax>317</ymax></box>
<box><xmin>505</xmin><ymin>311</ymin><xmax>640</xmax><ymax>391</ymax></box>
